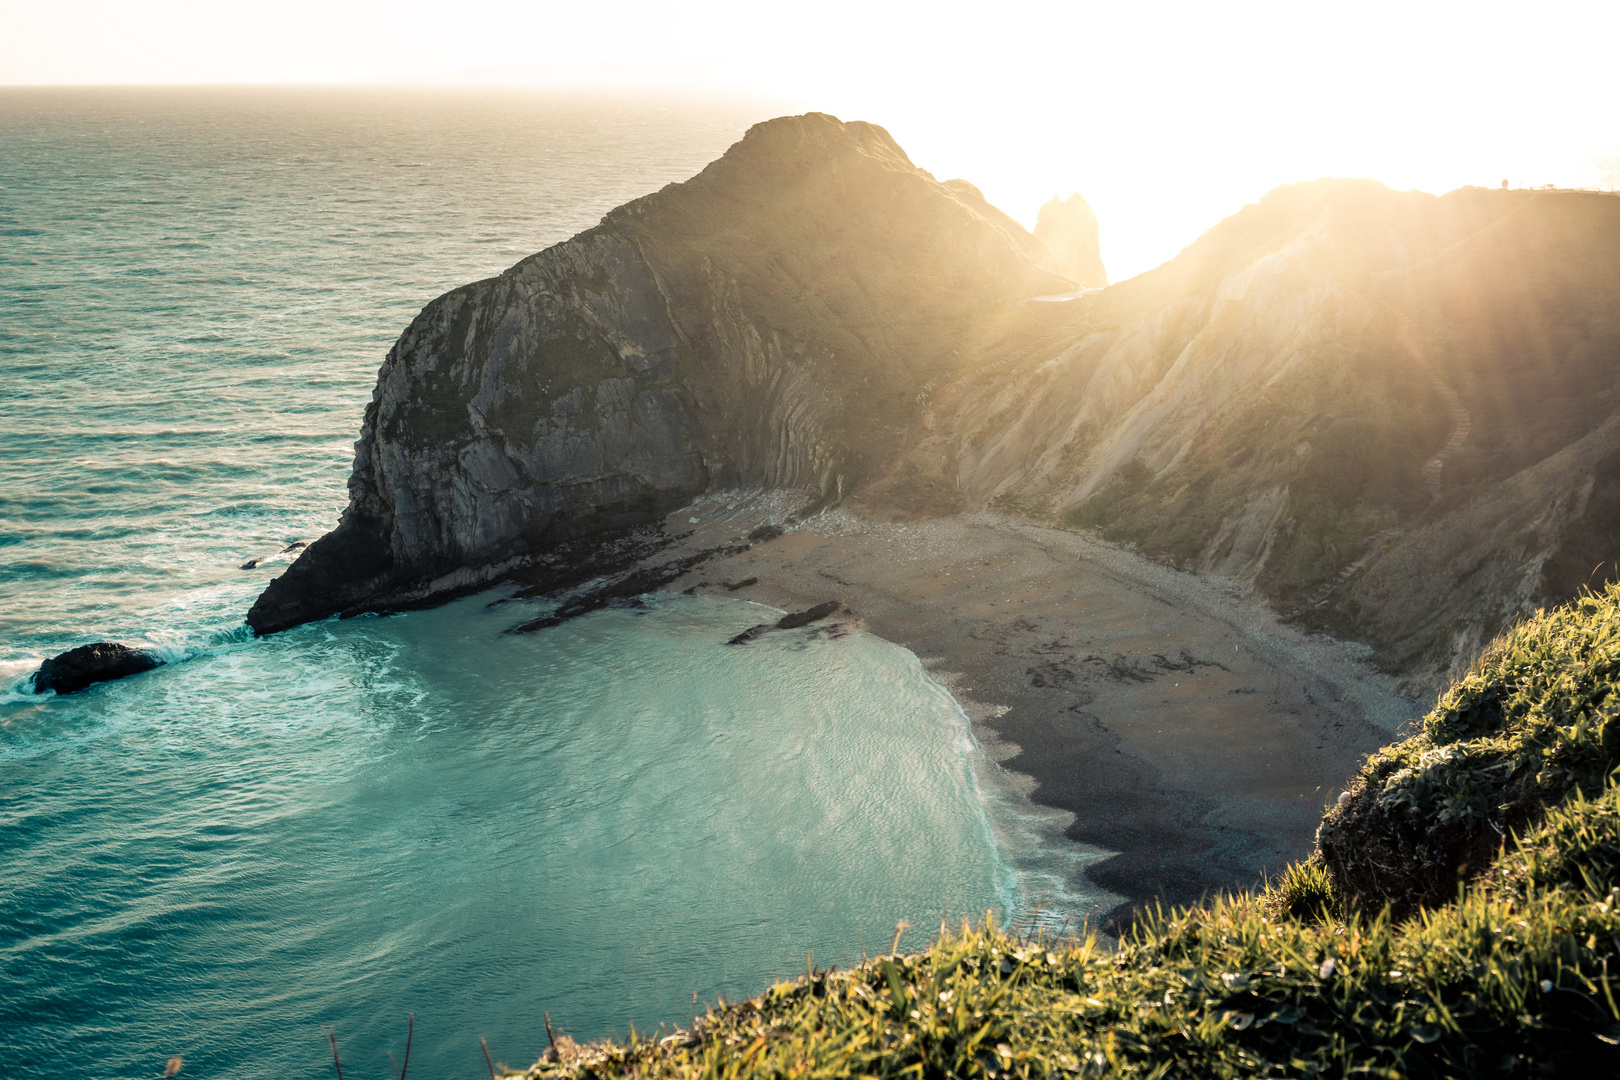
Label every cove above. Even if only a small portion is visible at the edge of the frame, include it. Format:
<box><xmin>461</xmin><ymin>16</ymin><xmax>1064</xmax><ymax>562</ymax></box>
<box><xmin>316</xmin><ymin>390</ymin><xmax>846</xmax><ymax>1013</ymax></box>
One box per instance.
<box><xmin>0</xmin><ymin>591</ymin><xmax>1012</xmax><ymax>1080</ymax></box>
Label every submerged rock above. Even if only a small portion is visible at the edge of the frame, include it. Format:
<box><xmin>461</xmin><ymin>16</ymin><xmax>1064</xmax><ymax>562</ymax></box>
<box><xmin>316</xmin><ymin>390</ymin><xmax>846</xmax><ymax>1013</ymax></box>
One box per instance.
<box><xmin>240</xmin><ymin>539</ymin><xmax>309</xmax><ymax>571</ymax></box>
<box><xmin>33</xmin><ymin>642</ymin><xmax>162</xmax><ymax>695</ymax></box>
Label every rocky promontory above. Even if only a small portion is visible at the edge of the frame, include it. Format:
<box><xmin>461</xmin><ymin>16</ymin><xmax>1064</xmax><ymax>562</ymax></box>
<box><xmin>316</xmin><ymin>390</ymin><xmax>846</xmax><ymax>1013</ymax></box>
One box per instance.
<box><xmin>246</xmin><ymin>113</ymin><xmax>1072</xmax><ymax>634</ymax></box>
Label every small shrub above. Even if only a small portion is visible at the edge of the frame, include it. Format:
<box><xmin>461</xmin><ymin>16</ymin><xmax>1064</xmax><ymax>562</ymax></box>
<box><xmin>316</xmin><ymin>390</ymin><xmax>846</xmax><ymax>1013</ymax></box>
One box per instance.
<box><xmin>1260</xmin><ymin>855</ymin><xmax>1340</xmax><ymax>923</ymax></box>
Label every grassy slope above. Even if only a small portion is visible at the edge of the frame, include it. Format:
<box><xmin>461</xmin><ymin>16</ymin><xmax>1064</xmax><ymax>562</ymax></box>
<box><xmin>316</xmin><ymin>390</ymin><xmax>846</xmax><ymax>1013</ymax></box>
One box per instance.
<box><xmin>517</xmin><ymin>585</ymin><xmax>1620</xmax><ymax>1079</ymax></box>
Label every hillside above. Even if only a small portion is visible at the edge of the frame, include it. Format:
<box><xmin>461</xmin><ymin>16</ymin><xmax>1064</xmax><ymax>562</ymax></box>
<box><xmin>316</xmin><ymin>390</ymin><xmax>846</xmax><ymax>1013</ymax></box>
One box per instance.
<box><xmin>918</xmin><ymin>181</ymin><xmax>1620</xmax><ymax>697</ymax></box>
<box><xmin>515</xmin><ymin>583</ymin><xmax>1620</xmax><ymax>1078</ymax></box>
<box><xmin>250</xmin><ymin>119</ymin><xmax>1620</xmax><ymax>699</ymax></box>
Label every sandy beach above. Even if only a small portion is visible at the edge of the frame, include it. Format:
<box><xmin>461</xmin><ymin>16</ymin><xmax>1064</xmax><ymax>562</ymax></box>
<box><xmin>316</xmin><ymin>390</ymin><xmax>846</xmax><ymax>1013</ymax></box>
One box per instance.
<box><xmin>657</xmin><ymin>494</ymin><xmax>1418</xmax><ymax>918</ymax></box>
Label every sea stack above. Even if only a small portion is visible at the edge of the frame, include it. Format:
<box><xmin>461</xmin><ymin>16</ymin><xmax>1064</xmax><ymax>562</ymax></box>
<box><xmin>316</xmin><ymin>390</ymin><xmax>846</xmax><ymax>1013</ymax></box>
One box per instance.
<box><xmin>1032</xmin><ymin>193</ymin><xmax>1107</xmax><ymax>287</ymax></box>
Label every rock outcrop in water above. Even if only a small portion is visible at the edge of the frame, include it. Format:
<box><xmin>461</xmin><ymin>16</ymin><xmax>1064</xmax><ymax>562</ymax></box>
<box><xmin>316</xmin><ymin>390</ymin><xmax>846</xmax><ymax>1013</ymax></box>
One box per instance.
<box><xmin>252</xmin><ymin>114</ymin><xmax>1620</xmax><ymax>699</ymax></box>
<box><xmin>246</xmin><ymin>113</ymin><xmax>1070</xmax><ymax>635</ymax></box>
<box><xmin>33</xmin><ymin>642</ymin><xmax>162</xmax><ymax>695</ymax></box>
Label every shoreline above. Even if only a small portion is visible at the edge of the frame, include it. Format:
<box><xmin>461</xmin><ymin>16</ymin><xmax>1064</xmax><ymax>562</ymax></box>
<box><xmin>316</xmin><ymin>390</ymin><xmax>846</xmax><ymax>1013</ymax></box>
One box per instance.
<box><xmin>658</xmin><ymin>495</ymin><xmax>1417</xmax><ymax>916</ymax></box>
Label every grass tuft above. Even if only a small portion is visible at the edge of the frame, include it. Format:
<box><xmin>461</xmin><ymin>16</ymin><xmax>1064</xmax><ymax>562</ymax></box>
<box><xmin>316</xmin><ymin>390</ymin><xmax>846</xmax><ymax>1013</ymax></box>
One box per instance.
<box><xmin>1259</xmin><ymin>856</ymin><xmax>1341</xmax><ymax>925</ymax></box>
<box><xmin>1319</xmin><ymin>583</ymin><xmax>1620</xmax><ymax>920</ymax></box>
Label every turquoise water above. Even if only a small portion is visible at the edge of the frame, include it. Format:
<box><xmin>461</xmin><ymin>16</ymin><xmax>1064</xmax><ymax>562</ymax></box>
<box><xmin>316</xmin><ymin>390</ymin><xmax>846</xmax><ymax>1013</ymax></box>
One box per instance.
<box><xmin>2</xmin><ymin>591</ymin><xmax>1010</xmax><ymax>1078</ymax></box>
<box><xmin>0</xmin><ymin>88</ymin><xmax>1047</xmax><ymax>1079</ymax></box>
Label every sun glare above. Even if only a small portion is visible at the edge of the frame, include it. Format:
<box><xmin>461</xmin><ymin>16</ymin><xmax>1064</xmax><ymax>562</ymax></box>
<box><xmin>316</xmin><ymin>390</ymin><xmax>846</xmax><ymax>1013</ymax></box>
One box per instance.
<box><xmin>2</xmin><ymin>0</ymin><xmax>1616</xmax><ymax>277</ymax></box>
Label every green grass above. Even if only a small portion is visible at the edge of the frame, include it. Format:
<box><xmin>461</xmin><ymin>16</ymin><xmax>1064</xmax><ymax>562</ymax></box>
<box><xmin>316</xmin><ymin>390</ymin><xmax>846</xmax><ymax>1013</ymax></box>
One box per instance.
<box><xmin>1318</xmin><ymin>582</ymin><xmax>1620</xmax><ymax>920</ymax></box>
<box><xmin>514</xmin><ymin>585</ymin><xmax>1620</xmax><ymax>1079</ymax></box>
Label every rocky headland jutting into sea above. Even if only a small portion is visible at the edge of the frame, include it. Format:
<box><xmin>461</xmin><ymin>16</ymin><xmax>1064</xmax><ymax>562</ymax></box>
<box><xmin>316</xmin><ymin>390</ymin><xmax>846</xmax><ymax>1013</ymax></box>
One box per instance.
<box><xmin>246</xmin><ymin>112</ymin><xmax>1620</xmax><ymax>909</ymax></box>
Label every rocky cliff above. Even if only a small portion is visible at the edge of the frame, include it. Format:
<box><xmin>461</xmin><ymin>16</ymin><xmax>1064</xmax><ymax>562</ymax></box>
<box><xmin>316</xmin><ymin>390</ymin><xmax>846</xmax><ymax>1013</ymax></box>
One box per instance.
<box><xmin>251</xmin><ymin>116</ymin><xmax>1620</xmax><ymax>703</ymax></box>
<box><xmin>246</xmin><ymin>113</ymin><xmax>1071</xmax><ymax>633</ymax></box>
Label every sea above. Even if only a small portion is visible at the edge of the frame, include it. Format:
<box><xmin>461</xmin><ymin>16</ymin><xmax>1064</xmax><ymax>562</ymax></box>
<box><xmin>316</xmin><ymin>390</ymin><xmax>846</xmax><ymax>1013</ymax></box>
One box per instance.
<box><xmin>0</xmin><ymin>88</ymin><xmax>1107</xmax><ymax>1079</ymax></box>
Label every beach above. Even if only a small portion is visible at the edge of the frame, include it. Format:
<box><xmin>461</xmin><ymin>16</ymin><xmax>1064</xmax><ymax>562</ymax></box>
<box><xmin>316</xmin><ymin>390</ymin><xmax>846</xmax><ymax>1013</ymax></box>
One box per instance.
<box><xmin>663</xmin><ymin>495</ymin><xmax>1417</xmax><ymax>913</ymax></box>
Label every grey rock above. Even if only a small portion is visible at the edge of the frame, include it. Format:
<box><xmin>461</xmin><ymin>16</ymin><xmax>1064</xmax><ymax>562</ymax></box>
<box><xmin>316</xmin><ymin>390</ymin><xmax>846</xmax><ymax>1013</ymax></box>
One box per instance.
<box><xmin>34</xmin><ymin>642</ymin><xmax>162</xmax><ymax>695</ymax></box>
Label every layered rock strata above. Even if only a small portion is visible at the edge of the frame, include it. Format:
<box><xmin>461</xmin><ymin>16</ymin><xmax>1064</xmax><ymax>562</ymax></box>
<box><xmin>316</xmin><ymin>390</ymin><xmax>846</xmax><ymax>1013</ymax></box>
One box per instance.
<box><xmin>928</xmin><ymin>180</ymin><xmax>1620</xmax><ymax>696</ymax></box>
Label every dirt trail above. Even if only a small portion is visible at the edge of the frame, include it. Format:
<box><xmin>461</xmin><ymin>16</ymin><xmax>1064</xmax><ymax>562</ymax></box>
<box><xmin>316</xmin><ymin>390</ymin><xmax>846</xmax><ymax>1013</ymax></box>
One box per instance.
<box><xmin>653</xmin><ymin>499</ymin><xmax>1416</xmax><ymax>917</ymax></box>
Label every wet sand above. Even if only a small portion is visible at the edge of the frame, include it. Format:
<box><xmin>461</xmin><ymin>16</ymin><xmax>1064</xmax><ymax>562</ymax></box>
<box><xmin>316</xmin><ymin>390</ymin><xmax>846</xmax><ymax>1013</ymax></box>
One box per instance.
<box><xmin>659</xmin><ymin>495</ymin><xmax>1417</xmax><ymax>918</ymax></box>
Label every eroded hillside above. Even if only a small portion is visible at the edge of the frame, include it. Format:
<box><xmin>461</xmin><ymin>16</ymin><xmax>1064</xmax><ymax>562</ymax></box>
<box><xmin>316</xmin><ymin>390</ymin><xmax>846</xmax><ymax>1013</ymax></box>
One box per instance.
<box><xmin>904</xmin><ymin>181</ymin><xmax>1620</xmax><ymax>697</ymax></box>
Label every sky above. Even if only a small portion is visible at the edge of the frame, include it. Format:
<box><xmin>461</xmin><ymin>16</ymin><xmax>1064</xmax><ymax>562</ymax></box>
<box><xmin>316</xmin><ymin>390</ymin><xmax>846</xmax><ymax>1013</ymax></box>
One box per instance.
<box><xmin>3</xmin><ymin>0</ymin><xmax>1618</xmax><ymax>280</ymax></box>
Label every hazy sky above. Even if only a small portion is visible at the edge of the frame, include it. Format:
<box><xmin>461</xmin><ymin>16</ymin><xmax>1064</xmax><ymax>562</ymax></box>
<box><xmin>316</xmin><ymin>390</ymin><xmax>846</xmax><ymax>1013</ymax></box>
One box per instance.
<box><xmin>4</xmin><ymin>0</ymin><xmax>1617</xmax><ymax>279</ymax></box>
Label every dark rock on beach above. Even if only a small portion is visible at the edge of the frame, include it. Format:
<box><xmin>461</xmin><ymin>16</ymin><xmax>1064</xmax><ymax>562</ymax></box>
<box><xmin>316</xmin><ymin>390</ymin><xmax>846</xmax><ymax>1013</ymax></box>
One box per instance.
<box><xmin>33</xmin><ymin>642</ymin><xmax>163</xmax><ymax>695</ymax></box>
<box><xmin>507</xmin><ymin>546</ymin><xmax>746</xmax><ymax>633</ymax></box>
<box><xmin>776</xmin><ymin>600</ymin><xmax>842</xmax><ymax>629</ymax></box>
<box><xmin>727</xmin><ymin>600</ymin><xmax>842</xmax><ymax>645</ymax></box>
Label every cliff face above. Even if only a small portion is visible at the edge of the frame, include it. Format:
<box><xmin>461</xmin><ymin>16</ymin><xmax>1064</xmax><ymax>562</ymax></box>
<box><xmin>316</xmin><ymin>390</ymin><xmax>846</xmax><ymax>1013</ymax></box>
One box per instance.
<box><xmin>928</xmin><ymin>181</ymin><xmax>1620</xmax><ymax>696</ymax></box>
<box><xmin>247</xmin><ymin>113</ymin><xmax>1069</xmax><ymax>634</ymax></box>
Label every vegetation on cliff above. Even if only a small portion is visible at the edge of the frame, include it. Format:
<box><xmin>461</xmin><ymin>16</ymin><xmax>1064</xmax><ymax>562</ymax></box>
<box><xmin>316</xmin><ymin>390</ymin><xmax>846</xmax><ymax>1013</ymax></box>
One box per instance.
<box><xmin>516</xmin><ymin>584</ymin><xmax>1620</xmax><ymax>1078</ymax></box>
